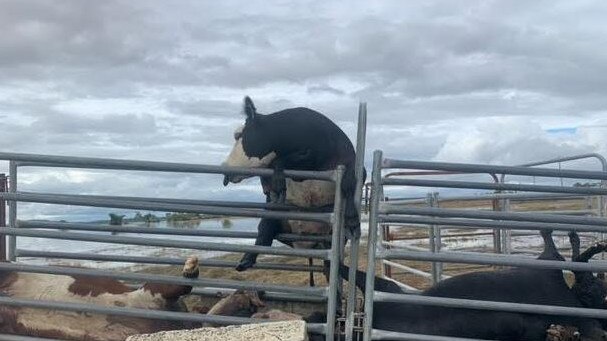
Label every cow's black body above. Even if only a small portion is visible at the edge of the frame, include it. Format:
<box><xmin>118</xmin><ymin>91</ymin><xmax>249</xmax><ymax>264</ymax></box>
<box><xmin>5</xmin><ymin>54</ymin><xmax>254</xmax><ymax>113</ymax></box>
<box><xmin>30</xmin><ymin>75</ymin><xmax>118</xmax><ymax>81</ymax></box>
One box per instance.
<box><xmin>341</xmin><ymin>231</ymin><xmax>606</xmax><ymax>340</ymax></box>
<box><xmin>224</xmin><ymin>97</ymin><xmax>363</xmax><ymax>272</ymax></box>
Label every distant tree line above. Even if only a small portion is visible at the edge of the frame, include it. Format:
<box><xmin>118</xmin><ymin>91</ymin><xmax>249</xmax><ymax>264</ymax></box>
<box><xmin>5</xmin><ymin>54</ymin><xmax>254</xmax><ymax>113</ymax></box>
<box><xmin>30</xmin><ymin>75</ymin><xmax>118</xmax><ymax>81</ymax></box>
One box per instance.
<box><xmin>108</xmin><ymin>211</ymin><xmax>225</xmax><ymax>225</ymax></box>
<box><xmin>573</xmin><ymin>182</ymin><xmax>601</xmax><ymax>188</ymax></box>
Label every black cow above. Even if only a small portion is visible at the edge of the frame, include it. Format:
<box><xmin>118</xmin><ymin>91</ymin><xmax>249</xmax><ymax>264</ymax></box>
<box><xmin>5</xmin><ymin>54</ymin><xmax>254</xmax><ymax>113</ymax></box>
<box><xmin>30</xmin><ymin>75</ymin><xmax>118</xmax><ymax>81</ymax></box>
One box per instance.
<box><xmin>569</xmin><ymin>231</ymin><xmax>607</xmax><ymax>328</ymax></box>
<box><xmin>340</xmin><ymin>230</ymin><xmax>607</xmax><ymax>340</ymax></box>
<box><xmin>222</xmin><ymin>96</ymin><xmax>362</xmax><ymax>271</ymax></box>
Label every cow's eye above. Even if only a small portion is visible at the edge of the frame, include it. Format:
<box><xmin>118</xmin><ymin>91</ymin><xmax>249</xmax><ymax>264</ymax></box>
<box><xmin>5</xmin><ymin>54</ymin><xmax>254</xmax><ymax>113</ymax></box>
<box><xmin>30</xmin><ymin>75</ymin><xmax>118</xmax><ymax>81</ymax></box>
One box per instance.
<box><xmin>234</xmin><ymin>131</ymin><xmax>242</xmax><ymax>140</ymax></box>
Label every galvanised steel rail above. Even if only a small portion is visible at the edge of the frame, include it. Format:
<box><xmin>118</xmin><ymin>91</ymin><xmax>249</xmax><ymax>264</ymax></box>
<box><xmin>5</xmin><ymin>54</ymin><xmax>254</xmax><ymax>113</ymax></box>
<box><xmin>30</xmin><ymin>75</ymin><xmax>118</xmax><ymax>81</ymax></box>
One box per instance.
<box><xmin>382</xmin><ymin>178</ymin><xmax>607</xmax><ymax>195</ymax></box>
<box><xmin>0</xmin><ymin>227</ymin><xmax>330</xmax><ymax>259</ymax></box>
<box><xmin>376</xmin><ymin>215</ymin><xmax>607</xmax><ymax>234</ymax></box>
<box><xmin>379</xmin><ymin>206</ymin><xmax>607</xmax><ymax>227</ymax></box>
<box><xmin>187</xmin><ymin>287</ymin><xmax>328</xmax><ymax>303</ymax></box>
<box><xmin>382</xmin><ymin>158</ymin><xmax>607</xmax><ymax>180</ymax></box>
<box><xmin>16</xmin><ymin>250</ymin><xmax>325</xmax><ymax>273</ymax></box>
<box><xmin>386</xmin><ymin>192</ymin><xmax>588</xmax><ymax>205</ymax></box>
<box><xmin>381</xmin><ymin>249</ymin><xmax>607</xmax><ymax>272</ymax></box>
<box><xmin>0</xmin><ymin>192</ymin><xmax>332</xmax><ymax>223</ymax></box>
<box><xmin>0</xmin><ymin>151</ymin><xmax>350</xmax><ymax>341</ymax></box>
<box><xmin>374</xmin><ymin>292</ymin><xmax>607</xmax><ymax>319</ymax></box>
<box><xmin>0</xmin><ymin>295</ymin><xmax>326</xmax><ymax>335</ymax></box>
<box><xmin>0</xmin><ymin>152</ymin><xmax>334</xmax><ymax>181</ymax></box>
<box><xmin>370</xmin><ymin>330</ymin><xmax>491</xmax><ymax>341</ymax></box>
<box><xmin>18</xmin><ymin>220</ymin><xmax>331</xmax><ymax>243</ymax></box>
<box><xmin>16</xmin><ymin>191</ymin><xmax>331</xmax><ymax>211</ymax></box>
<box><xmin>363</xmin><ymin>150</ymin><xmax>607</xmax><ymax>341</ymax></box>
<box><xmin>0</xmin><ymin>334</ymin><xmax>65</xmax><ymax>341</ymax></box>
<box><xmin>0</xmin><ymin>261</ymin><xmax>325</xmax><ymax>296</ymax></box>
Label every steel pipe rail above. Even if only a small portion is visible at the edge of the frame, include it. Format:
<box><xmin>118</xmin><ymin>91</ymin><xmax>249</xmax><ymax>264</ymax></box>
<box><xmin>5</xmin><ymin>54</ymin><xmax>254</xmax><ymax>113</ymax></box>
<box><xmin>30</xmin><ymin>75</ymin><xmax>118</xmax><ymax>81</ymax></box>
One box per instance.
<box><xmin>0</xmin><ymin>192</ymin><xmax>332</xmax><ymax>223</ymax></box>
<box><xmin>16</xmin><ymin>191</ymin><xmax>331</xmax><ymax>212</ymax></box>
<box><xmin>0</xmin><ymin>295</ymin><xmax>257</xmax><ymax>325</ymax></box>
<box><xmin>188</xmin><ymin>287</ymin><xmax>327</xmax><ymax>303</ymax></box>
<box><xmin>0</xmin><ymin>151</ymin><xmax>335</xmax><ymax>181</ymax></box>
<box><xmin>382</xmin><ymin>178</ymin><xmax>607</xmax><ymax>195</ymax></box>
<box><xmin>379</xmin><ymin>249</ymin><xmax>607</xmax><ymax>272</ymax></box>
<box><xmin>382</xmin><ymin>260</ymin><xmax>435</xmax><ymax>279</ymax></box>
<box><xmin>0</xmin><ymin>262</ymin><xmax>326</xmax><ymax>296</ymax></box>
<box><xmin>378</xmin><ymin>215</ymin><xmax>607</xmax><ymax>233</ymax></box>
<box><xmin>382</xmin><ymin>159</ymin><xmax>607</xmax><ymax>180</ymax></box>
<box><xmin>15</xmin><ymin>250</ymin><xmax>325</xmax><ymax>273</ymax></box>
<box><xmin>379</xmin><ymin>206</ymin><xmax>607</xmax><ymax>227</ymax></box>
<box><xmin>387</xmin><ymin>193</ymin><xmax>588</xmax><ymax>205</ymax></box>
<box><xmin>0</xmin><ymin>334</ymin><xmax>65</xmax><ymax>341</ymax></box>
<box><xmin>374</xmin><ymin>291</ymin><xmax>607</xmax><ymax>319</ymax></box>
<box><xmin>18</xmin><ymin>220</ymin><xmax>331</xmax><ymax>243</ymax></box>
<box><xmin>370</xmin><ymin>330</ymin><xmax>491</xmax><ymax>341</ymax></box>
<box><xmin>0</xmin><ymin>227</ymin><xmax>330</xmax><ymax>259</ymax></box>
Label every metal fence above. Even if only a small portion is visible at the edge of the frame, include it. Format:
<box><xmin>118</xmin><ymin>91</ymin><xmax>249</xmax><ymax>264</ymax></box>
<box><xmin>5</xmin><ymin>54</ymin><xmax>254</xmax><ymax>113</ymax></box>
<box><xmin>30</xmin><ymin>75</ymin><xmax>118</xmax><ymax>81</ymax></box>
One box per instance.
<box><xmin>371</xmin><ymin>153</ymin><xmax>607</xmax><ymax>290</ymax></box>
<box><xmin>363</xmin><ymin>150</ymin><xmax>607</xmax><ymax>341</ymax></box>
<box><xmin>0</xmin><ymin>149</ymin><xmax>352</xmax><ymax>340</ymax></box>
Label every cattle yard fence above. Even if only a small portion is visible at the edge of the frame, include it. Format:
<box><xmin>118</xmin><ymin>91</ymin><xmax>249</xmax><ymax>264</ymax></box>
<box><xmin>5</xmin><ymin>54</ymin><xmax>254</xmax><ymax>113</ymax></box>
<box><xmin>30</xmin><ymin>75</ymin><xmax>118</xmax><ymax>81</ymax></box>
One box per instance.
<box><xmin>363</xmin><ymin>150</ymin><xmax>607</xmax><ymax>341</ymax></box>
<box><xmin>376</xmin><ymin>153</ymin><xmax>607</xmax><ymax>289</ymax></box>
<box><xmin>0</xmin><ymin>150</ymin><xmax>357</xmax><ymax>340</ymax></box>
<box><xmin>0</xmin><ymin>104</ymin><xmax>368</xmax><ymax>341</ymax></box>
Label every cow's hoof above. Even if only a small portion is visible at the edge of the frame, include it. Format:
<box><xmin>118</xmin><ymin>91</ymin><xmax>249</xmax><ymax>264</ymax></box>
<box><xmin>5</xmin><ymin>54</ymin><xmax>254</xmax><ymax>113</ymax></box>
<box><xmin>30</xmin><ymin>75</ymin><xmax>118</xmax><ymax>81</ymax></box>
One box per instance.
<box><xmin>236</xmin><ymin>257</ymin><xmax>255</xmax><ymax>272</ymax></box>
<box><xmin>183</xmin><ymin>256</ymin><xmax>200</xmax><ymax>279</ymax></box>
<box><xmin>546</xmin><ymin>324</ymin><xmax>580</xmax><ymax>341</ymax></box>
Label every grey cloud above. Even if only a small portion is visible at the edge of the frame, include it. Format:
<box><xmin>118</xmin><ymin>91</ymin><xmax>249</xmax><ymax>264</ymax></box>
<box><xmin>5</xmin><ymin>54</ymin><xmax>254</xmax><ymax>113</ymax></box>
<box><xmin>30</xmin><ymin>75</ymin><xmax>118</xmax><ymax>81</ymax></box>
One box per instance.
<box><xmin>307</xmin><ymin>85</ymin><xmax>345</xmax><ymax>96</ymax></box>
<box><xmin>31</xmin><ymin>112</ymin><xmax>157</xmax><ymax>135</ymax></box>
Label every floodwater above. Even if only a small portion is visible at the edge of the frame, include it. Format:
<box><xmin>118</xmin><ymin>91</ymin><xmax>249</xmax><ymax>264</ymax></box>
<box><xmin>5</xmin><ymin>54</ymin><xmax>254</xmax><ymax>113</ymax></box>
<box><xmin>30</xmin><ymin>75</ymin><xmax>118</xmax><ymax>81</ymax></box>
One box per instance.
<box><xmin>17</xmin><ymin>218</ymin><xmax>264</xmax><ymax>269</ymax></box>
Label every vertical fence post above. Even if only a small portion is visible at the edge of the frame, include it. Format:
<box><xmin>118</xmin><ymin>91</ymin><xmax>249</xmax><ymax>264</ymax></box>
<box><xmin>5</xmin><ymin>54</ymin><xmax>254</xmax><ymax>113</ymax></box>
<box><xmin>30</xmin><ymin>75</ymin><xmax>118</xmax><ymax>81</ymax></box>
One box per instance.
<box><xmin>326</xmin><ymin>165</ymin><xmax>345</xmax><ymax>341</ymax></box>
<box><xmin>432</xmin><ymin>192</ymin><xmax>443</xmax><ymax>281</ymax></box>
<box><xmin>345</xmin><ymin>102</ymin><xmax>367</xmax><ymax>341</ymax></box>
<box><xmin>363</xmin><ymin>151</ymin><xmax>382</xmax><ymax>341</ymax></box>
<box><xmin>0</xmin><ymin>174</ymin><xmax>6</xmax><ymax>261</ymax></box>
<box><xmin>600</xmin><ymin>163</ymin><xmax>607</xmax><ymax>259</ymax></box>
<box><xmin>8</xmin><ymin>161</ymin><xmax>17</xmax><ymax>261</ymax></box>
<box><xmin>493</xmin><ymin>195</ymin><xmax>503</xmax><ymax>254</ymax></box>
<box><xmin>427</xmin><ymin>192</ymin><xmax>442</xmax><ymax>284</ymax></box>
<box><xmin>500</xmin><ymin>198</ymin><xmax>512</xmax><ymax>254</ymax></box>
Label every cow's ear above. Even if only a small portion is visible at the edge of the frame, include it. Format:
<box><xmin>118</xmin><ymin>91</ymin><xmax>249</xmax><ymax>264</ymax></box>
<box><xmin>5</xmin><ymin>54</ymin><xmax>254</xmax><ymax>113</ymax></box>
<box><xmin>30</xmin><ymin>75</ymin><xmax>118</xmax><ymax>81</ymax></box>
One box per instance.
<box><xmin>243</xmin><ymin>96</ymin><xmax>257</xmax><ymax>121</ymax></box>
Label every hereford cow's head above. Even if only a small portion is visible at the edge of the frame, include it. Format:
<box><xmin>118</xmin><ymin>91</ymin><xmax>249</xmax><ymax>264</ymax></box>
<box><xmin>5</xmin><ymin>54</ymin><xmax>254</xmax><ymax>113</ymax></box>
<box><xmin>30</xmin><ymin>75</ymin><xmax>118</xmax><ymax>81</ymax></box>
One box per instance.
<box><xmin>222</xmin><ymin>96</ymin><xmax>277</xmax><ymax>185</ymax></box>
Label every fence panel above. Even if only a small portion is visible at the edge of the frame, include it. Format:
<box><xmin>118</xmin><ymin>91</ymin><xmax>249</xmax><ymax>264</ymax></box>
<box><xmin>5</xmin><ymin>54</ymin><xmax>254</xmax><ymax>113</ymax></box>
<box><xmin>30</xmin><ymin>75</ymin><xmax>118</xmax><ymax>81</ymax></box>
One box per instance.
<box><xmin>363</xmin><ymin>150</ymin><xmax>607</xmax><ymax>341</ymax></box>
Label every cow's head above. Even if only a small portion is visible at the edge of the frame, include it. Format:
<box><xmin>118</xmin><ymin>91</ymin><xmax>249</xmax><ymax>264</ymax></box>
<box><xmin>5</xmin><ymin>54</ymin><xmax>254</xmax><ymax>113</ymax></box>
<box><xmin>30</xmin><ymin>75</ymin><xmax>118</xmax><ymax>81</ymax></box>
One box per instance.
<box><xmin>222</xmin><ymin>96</ymin><xmax>277</xmax><ymax>185</ymax></box>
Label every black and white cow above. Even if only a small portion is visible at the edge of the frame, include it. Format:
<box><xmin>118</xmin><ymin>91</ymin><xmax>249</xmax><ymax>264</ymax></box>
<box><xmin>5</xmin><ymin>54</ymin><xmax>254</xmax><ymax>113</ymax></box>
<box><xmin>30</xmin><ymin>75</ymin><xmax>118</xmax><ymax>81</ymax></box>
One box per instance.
<box><xmin>340</xmin><ymin>230</ymin><xmax>607</xmax><ymax>341</ymax></box>
<box><xmin>222</xmin><ymin>96</ymin><xmax>362</xmax><ymax>271</ymax></box>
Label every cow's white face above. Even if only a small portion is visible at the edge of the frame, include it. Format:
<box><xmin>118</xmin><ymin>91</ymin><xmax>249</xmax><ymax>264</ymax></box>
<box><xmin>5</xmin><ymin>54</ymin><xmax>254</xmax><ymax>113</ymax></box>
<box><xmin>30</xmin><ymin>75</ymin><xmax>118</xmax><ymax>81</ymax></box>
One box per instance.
<box><xmin>222</xmin><ymin>125</ymin><xmax>276</xmax><ymax>185</ymax></box>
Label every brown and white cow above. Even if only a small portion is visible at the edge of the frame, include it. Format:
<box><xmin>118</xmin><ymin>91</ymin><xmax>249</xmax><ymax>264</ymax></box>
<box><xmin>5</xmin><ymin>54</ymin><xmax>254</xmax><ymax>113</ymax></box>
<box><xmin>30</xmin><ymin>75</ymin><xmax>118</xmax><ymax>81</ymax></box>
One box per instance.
<box><xmin>0</xmin><ymin>257</ymin><xmax>200</xmax><ymax>341</ymax></box>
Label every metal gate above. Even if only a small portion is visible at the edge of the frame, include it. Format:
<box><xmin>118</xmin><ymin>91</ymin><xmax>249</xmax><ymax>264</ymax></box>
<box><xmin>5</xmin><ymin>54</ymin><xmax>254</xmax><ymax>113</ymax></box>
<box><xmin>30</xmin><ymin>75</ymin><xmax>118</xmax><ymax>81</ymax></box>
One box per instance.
<box><xmin>377</xmin><ymin>153</ymin><xmax>607</xmax><ymax>290</ymax></box>
<box><xmin>0</xmin><ymin>151</ymin><xmax>351</xmax><ymax>340</ymax></box>
<box><xmin>363</xmin><ymin>150</ymin><xmax>607</xmax><ymax>341</ymax></box>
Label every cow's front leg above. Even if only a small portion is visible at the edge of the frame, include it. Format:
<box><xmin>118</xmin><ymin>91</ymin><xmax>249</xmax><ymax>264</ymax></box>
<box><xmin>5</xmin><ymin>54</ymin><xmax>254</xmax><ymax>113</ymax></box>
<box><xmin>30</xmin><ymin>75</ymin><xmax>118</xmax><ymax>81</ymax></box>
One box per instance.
<box><xmin>269</xmin><ymin>162</ymin><xmax>286</xmax><ymax>204</ymax></box>
<box><xmin>236</xmin><ymin>218</ymin><xmax>282</xmax><ymax>271</ymax></box>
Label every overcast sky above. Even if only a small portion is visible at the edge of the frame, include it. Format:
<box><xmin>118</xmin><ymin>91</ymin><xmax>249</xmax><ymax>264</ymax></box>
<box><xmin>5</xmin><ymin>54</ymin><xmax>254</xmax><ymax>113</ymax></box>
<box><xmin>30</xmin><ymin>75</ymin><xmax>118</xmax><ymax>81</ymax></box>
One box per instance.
<box><xmin>2</xmin><ymin>1</ymin><xmax>607</xmax><ymax>220</ymax></box>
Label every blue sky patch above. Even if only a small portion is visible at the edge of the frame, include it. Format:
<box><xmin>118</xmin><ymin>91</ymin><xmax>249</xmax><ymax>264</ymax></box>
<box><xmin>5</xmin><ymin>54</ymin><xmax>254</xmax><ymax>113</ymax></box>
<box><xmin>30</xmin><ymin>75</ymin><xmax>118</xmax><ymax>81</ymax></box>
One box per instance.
<box><xmin>546</xmin><ymin>127</ymin><xmax>577</xmax><ymax>135</ymax></box>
